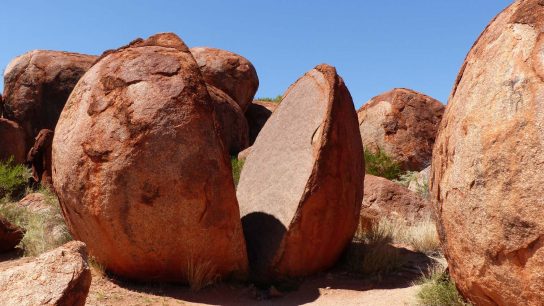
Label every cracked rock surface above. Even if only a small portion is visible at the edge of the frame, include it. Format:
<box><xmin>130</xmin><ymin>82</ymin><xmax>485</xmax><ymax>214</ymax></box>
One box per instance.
<box><xmin>52</xmin><ymin>32</ymin><xmax>248</xmax><ymax>282</ymax></box>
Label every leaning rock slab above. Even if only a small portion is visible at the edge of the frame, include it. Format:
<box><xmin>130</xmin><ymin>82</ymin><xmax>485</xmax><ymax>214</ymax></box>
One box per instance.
<box><xmin>431</xmin><ymin>1</ymin><xmax>544</xmax><ymax>304</ymax></box>
<box><xmin>0</xmin><ymin>118</ymin><xmax>27</xmax><ymax>163</ymax></box>
<box><xmin>52</xmin><ymin>33</ymin><xmax>248</xmax><ymax>282</ymax></box>
<box><xmin>191</xmin><ymin>47</ymin><xmax>258</xmax><ymax>112</ymax></box>
<box><xmin>27</xmin><ymin>129</ymin><xmax>54</xmax><ymax>186</ymax></box>
<box><xmin>0</xmin><ymin>241</ymin><xmax>91</xmax><ymax>306</ymax></box>
<box><xmin>3</xmin><ymin>50</ymin><xmax>97</xmax><ymax>146</ymax></box>
<box><xmin>237</xmin><ymin>64</ymin><xmax>364</xmax><ymax>281</ymax></box>
<box><xmin>358</xmin><ymin>88</ymin><xmax>444</xmax><ymax>171</ymax></box>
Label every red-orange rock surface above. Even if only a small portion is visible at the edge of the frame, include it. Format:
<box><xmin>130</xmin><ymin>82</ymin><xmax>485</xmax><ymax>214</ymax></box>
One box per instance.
<box><xmin>0</xmin><ymin>118</ymin><xmax>27</xmax><ymax>163</ymax></box>
<box><xmin>52</xmin><ymin>33</ymin><xmax>248</xmax><ymax>282</ymax></box>
<box><xmin>361</xmin><ymin>175</ymin><xmax>430</xmax><ymax>228</ymax></box>
<box><xmin>207</xmin><ymin>85</ymin><xmax>249</xmax><ymax>154</ymax></box>
<box><xmin>237</xmin><ymin>64</ymin><xmax>364</xmax><ymax>281</ymax></box>
<box><xmin>0</xmin><ymin>216</ymin><xmax>24</xmax><ymax>253</ymax></box>
<box><xmin>2</xmin><ymin>50</ymin><xmax>96</xmax><ymax>146</ymax></box>
<box><xmin>358</xmin><ymin>88</ymin><xmax>444</xmax><ymax>171</ymax></box>
<box><xmin>191</xmin><ymin>47</ymin><xmax>258</xmax><ymax>112</ymax></box>
<box><xmin>27</xmin><ymin>129</ymin><xmax>54</xmax><ymax>186</ymax></box>
<box><xmin>0</xmin><ymin>241</ymin><xmax>91</xmax><ymax>306</ymax></box>
<box><xmin>431</xmin><ymin>1</ymin><xmax>544</xmax><ymax>304</ymax></box>
<box><xmin>245</xmin><ymin>100</ymin><xmax>279</xmax><ymax>145</ymax></box>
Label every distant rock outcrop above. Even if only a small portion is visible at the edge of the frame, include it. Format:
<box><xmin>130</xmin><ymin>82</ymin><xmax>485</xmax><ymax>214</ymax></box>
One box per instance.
<box><xmin>52</xmin><ymin>33</ymin><xmax>248</xmax><ymax>282</ymax></box>
<box><xmin>0</xmin><ymin>241</ymin><xmax>91</xmax><ymax>306</ymax></box>
<box><xmin>27</xmin><ymin>129</ymin><xmax>54</xmax><ymax>186</ymax></box>
<box><xmin>2</xmin><ymin>50</ymin><xmax>96</xmax><ymax>147</ymax></box>
<box><xmin>431</xmin><ymin>1</ymin><xmax>544</xmax><ymax>304</ymax></box>
<box><xmin>358</xmin><ymin>88</ymin><xmax>444</xmax><ymax>171</ymax></box>
<box><xmin>360</xmin><ymin>175</ymin><xmax>430</xmax><ymax>230</ymax></box>
<box><xmin>237</xmin><ymin>64</ymin><xmax>363</xmax><ymax>282</ymax></box>
<box><xmin>191</xmin><ymin>47</ymin><xmax>258</xmax><ymax>112</ymax></box>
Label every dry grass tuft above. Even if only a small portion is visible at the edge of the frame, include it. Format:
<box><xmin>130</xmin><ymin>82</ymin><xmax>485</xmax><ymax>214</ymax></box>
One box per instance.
<box><xmin>186</xmin><ymin>257</ymin><xmax>219</xmax><ymax>291</ymax></box>
<box><xmin>415</xmin><ymin>263</ymin><xmax>471</xmax><ymax>306</ymax></box>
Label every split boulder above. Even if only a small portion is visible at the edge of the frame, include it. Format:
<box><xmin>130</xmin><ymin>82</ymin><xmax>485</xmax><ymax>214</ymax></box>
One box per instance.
<box><xmin>237</xmin><ymin>64</ymin><xmax>364</xmax><ymax>281</ymax></box>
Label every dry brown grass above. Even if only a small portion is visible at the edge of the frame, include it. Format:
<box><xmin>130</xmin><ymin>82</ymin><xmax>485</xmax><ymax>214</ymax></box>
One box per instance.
<box><xmin>186</xmin><ymin>257</ymin><xmax>219</xmax><ymax>291</ymax></box>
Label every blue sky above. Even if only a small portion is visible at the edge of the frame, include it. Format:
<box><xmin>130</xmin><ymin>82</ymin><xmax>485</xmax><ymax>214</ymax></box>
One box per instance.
<box><xmin>0</xmin><ymin>1</ymin><xmax>511</xmax><ymax>108</ymax></box>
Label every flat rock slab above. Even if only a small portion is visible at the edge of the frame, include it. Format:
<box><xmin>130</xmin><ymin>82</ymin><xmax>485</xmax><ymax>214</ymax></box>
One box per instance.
<box><xmin>0</xmin><ymin>241</ymin><xmax>91</xmax><ymax>306</ymax></box>
<box><xmin>237</xmin><ymin>64</ymin><xmax>364</xmax><ymax>281</ymax></box>
<box><xmin>52</xmin><ymin>33</ymin><xmax>248</xmax><ymax>282</ymax></box>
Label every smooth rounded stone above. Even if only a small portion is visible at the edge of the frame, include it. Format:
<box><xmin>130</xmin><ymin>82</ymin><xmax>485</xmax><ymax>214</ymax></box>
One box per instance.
<box><xmin>431</xmin><ymin>1</ymin><xmax>544</xmax><ymax>304</ymax></box>
<box><xmin>358</xmin><ymin>88</ymin><xmax>444</xmax><ymax>171</ymax></box>
<box><xmin>0</xmin><ymin>118</ymin><xmax>27</xmax><ymax>163</ymax></box>
<box><xmin>245</xmin><ymin>100</ymin><xmax>279</xmax><ymax>145</ymax></box>
<box><xmin>52</xmin><ymin>33</ymin><xmax>248</xmax><ymax>282</ymax></box>
<box><xmin>361</xmin><ymin>175</ymin><xmax>430</xmax><ymax>230</ymax></box>
<box><xmin>207</xmin><ymin>84</ymin><xmax>249</xmax><ymax>155</ymax></box>
<box><xmin>0</xmin><ymin>241</ymin><xmax>91</xmax><ymax>306</ymax></box>
<box><xmin>0</xmin><ymin>216</ymin><xmax>24</xmax><ymax>253</ymax></box>
<box><xmin>2</xmin><ymin>50</ymin><xmax>97</xmax><ymax>146</ymax></box>
<box><xmin>191</xmin><ymin>47</ymin><xmax>259</xmax><ymax>112</ymax></box>
<box><xmin>237</xmin><ymin>64</ymin><xmax>364</xmax><ymax>281</ymax></box>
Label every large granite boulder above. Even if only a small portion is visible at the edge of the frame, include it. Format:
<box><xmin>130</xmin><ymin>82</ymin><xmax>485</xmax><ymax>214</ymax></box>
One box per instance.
<box><xmin>52</xmin><ymin>33</ymin><xmax>248</xmax><ymax>282</ymax></box>
<box><xmin>0</xmin><ymin>216</ymin><xmax>24</xmax><ymax>253</ymax></box>
<box><xmin>0</xmin><ymin>241</ymin><xmax>91</xmax><ymax>306</ymax></box>
<box><xmin>358</xmin><ymin>88</ymin><xmax>444</xmax><ymax>171</ymax></box>
<box><xmin>237</xmin><ymin>64</ymin><xmax>364</xmax><ymax>281</ymax></box>
<box><xmin>3</xmin><ymin>50</ymin><xmax>97</xmax><ymax>147</ymax></box>
<box><xmin>431</xmin><ymin>1</ymin><xmax>544</xmax><ymax>304</ymax></box>
<box><xmin>191</xmin><ymin>47</ymin><xmax>258</xmax><ymax>112</ymax></box>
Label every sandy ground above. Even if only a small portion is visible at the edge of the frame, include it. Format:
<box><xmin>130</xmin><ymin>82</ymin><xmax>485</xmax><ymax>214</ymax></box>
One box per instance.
<box><xmin>1</xmin><ymin>245</ymin><xmax>434</xmax><ymax>306</ymax></box>
<box><xmin>85</xmin><ymin>246</ymin><xmax>433</xmax><ymax>306</ymax></box>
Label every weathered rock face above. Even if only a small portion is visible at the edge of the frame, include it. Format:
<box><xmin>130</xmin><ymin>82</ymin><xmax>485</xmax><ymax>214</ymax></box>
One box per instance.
<box><xmin>207</xmin><ymin>85</ymin><xmax>249</xmax><ymax>154</ymax></box>
<box><xmin>27</xmin><ymin>129</ymin><xmax>54</xmax><ymax>186</ymax></box>
<box><xmin>0</xmin><ymin>118</ymin><xmax>27</xmax><ymax>163</ymax></box>
<box><xmin>408</xmin><ymin>166</ymin><xmax>430</xmax><ymax>195</ymax></box>
<box><xmin>191</xmin><ymin>47</ymin><xmax>258</xmax><ymax>112</ymax></box>
<box><xmin>0</xmin><ymin>216</ymin><xmax>24</xmax><ymax>253</ymax></box>
<box><xmin>358</xmin><ymin>88</ymin><xmax>444</xmax><ymax>171</ymax></box>
<box><xmin>431</xmin><ymin>1</ymin><xmax>544</xmax><ymax>305</ymax></box>
<box><xmin>237</xmin><ymin>146</ymin><xmax>252</xmax><ymax>162</ymax></box>
<box><xmin>237</xmin><ymin>64</ymin><xmax>364</xmax><ymax>281</ymax></box>
<box><xmin>52</xmin><ymin>33</ymin><xmax>248</xmax><ymax>282</ymax></box>
<box><xmin>361</xmin><ymin>175</ymin><xmax>430</xmax><ymax>229</ymax></box>
<box><xmin>3</xmin><ymin>50</ymin><xmax>97</xmax><ymax>146</ymax></box>
<box><xmin>0</xmin><ymin>241</ymin><xmax>91</xmax><ymax>306</ymax></box>
<box><xmin>245</xmin><ymin>100</ymin><xmax>279</xmax><ymax>145</ymax></box>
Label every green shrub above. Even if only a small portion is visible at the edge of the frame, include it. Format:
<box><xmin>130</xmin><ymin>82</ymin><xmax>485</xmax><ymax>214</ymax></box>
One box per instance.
<box><xmin>416</xmin><ymin>264</ymin><xmax>471</xmax><ymax>306</ymax></box>
<box><xmin>231</xmin><ymin>156</ymin><xmax>244</xmax><ymax>187</ymax></box>
<box><xmin>364</xmin><ymin>148</ymin><xmax>401</xmax><ymax>180</ymax></box>
<box><xmin>0</xmin><ymin>187</ymin><xmax>72</xmax><ymax>256</ymax></box>
<box><xmin>0</xmin><ymin>157</ymin><xmax>31</xmax><ymax>199</ymax></box>
<box><xmin>257</xmin><ymin>95</ymin><xmax>283</xmax><ymax>103</ymax></box>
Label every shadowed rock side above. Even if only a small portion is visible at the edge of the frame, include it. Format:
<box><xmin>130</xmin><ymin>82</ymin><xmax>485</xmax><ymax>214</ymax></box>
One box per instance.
<box><xmin>237</xmin><ymin>64</ymin><xmax>364</xmax><ymax>282</ymax></box>
<box><xmin>2</xmin><ymin>50</ymin><xmax>97</xmax><ymax>148</ymax></box>
<box><xmin>0</xmin><ymin>118</ymin><xmax>27</xmax><ymax>163</ymax></box>
<box><xmin>191</xmin><ymin>47</ymin><xmax>259</xmax><ymax>112</ymax></box>
<box><xmin>27</xmin><ymin>129</ymin><xmax>54</xmax><ymax>186</ymax></box>
<box><xmin>0</xmin><ymin>216</ymin><xmax>24</xmax><ymax>253</ymax></box>
<box><xmin>245</xmin><ymin>100</ymin><xmax>279</xmax><ymax>145</ymax></box>
<box><xmin>207</xmin><ymin>84</ymin><xmax>249</xmax><ymax>154</ymax></box>
<box><xmin>358</xmin><ymin>88</ymin><xmax>444</xmax><ymax>171</ymax></box>
<box><xmin>52</xmin><ymin>33</ymin><xmax>248</xmax><ymax>282</ymax></box>
<box><xmin>0</xmin><ymin>241</ymin><xmax>91</xmax><ymax>306</ymax></box>
<box><xmin>360</xmin><ymin>175</ymin><xmax>430</xmax><ymax>231</ymax></box>
<box><xmin>431</xmin><ymin>1</ymin><xmax>544</xmax><ymax>305</ymax></box>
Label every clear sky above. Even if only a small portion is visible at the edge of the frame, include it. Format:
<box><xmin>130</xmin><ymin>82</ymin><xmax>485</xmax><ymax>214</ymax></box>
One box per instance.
<box><xmin>0</xmin><ymin>1</ymin><xmax>512</xmax><ymax>108</ymax></box>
